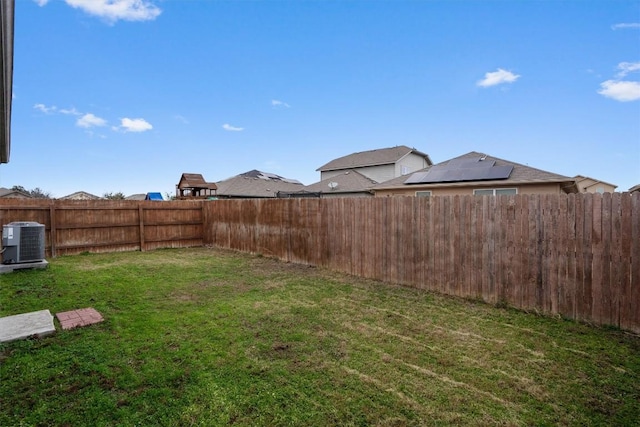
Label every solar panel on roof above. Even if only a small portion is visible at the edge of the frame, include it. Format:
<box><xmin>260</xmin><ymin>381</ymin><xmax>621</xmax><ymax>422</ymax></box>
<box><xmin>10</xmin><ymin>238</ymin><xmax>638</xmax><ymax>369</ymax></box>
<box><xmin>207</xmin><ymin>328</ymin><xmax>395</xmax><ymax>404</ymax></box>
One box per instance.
<box><xmin>405</xmin><ymin>165</ymin><xmax>513</xmax><ymax>184</ymax></box>
<box><xmin>484</xmin><ymin>165</ymin><xmax>513</xmax><ymax>180</ymax></box>
<box><xmin>404</xmin><ymin>172</ymin><xmax>430</xmax><ymax>184</ymax></box>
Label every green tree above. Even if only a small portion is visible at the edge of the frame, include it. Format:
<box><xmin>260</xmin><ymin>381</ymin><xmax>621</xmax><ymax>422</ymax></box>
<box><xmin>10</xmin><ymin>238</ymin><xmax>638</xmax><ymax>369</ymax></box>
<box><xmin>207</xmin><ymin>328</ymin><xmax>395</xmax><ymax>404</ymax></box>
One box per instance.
<box><xmin>11</xmin><ymin>185</ymin><xmax>52</xmax><ymax>199</ymax></box>
<box><xmin>103</xmin><ymin>192</ymin><xmax>126</xmax><ymax>200</ymax></box>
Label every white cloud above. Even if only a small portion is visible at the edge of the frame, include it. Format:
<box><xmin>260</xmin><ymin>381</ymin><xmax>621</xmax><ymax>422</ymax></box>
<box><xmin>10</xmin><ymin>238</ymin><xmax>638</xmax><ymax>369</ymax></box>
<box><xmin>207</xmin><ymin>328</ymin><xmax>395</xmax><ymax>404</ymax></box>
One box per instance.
<box><xmin>34</xmin><ymin>102</ymin><xmax>157</xmax><ymax>130</ymax></box>
<box><xmin>477</xmin><ymin>68</ymin><xmax>521</xmax><ymax>87</ymax></box>
<box><xmin>64</xmin><ymin>0</ymin><xmax>161</xmax><ymax>23</ymax></box>
<box><xmin>597</xmin><ymin>61</ymin><xmax>640</xmax><ymax>102</ymax></box>
<box><xmin>33</xmin><ymin>0</ymin><xmax>50</xmax><ymax>6</ymax></box>
<box><xmin>34</xmin><ymin>104</ymin><xmax>82</xmax><ymax>115</ymax></box>
<box><xmin>59</xmin><ymin>107</ymin><xmax>82</xmax><ymax>116</ymax></box>
<box><xmin>222</xmin><ymin>123</ymin><xmax>244</xmax><ymax>132</ymax></box>
<box><xmin>119</xmin><ymin>117</ymin><xmax>153</xmax><ymax>132</ymax></box>
<box><xmin>34</xmin><ymin>103</ymin><xmax>57</xmax><ymax>114</ymax></box>
<box><xmin>77</xmin><ymin>113</ymin><xmax>107</xmax><ymax>128</ymax></box>
<box><xmin>598</xmin><ymin>80</ymin><xmax>640</xmax><ymax>102</ymax></box>
<box><xmin>616</xmin><ymin>61</ymin><xmax>640</xmax><ymax>78</ymax></box>
<box><xmin>271</xmin><ymin>99</ymin><xmax>290</xmax><ymax>108</ymax></box>
<box><xmin>612</xmin><ymin>23</ymin><xmax>640</xmax><ymax>30</ymax></box>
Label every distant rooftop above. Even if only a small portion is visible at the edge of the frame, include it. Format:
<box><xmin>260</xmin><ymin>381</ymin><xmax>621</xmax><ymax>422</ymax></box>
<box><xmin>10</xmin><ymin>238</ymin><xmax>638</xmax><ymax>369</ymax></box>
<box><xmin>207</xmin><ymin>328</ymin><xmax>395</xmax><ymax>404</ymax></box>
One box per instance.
<box><xmin>303</xmin><ymin>169</ymin><xmax>377</xmax><ymax>194</ymax></box>
<box><xmin>317</xmin><ymin>145</ymin><xmax>432</xmax><ymax>172</ymax></box>
<box><xmin>373</xmin><ymin>151</ymin><xmax>577</xmax><ymax>192</ymax></box>
<box><xmin>216</xmin><ymin>170</ymin><xmax>304</xmax><ymax>198</ymax></box>
<box><xmin>239</xmin><ymin>169</ymin><xmax>302</xmax><ymax>184</ymax></box>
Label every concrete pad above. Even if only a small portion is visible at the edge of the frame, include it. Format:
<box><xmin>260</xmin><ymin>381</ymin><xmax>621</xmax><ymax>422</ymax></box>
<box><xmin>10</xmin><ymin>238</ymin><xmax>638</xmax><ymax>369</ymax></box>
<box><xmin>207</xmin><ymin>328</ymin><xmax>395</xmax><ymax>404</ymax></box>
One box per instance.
<box><xmin>0</xmin><ymin>260</ymin><xmax>49</xmax><ymax>274</ymax></box>
<box><xmin>0</xmin><ymin>309</ymin><xmax>56</xmax><ymax>343</ymax></box>
<box><xmin>56</xmin><ymin>308</ymin><xmax>104</xmax><ymax>330</ymax></box>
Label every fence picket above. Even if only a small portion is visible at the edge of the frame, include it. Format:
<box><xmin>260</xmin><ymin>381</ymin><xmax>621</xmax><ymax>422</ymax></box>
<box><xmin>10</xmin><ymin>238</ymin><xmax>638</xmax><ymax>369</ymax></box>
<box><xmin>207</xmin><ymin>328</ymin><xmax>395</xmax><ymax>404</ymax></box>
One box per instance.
<box><xmin>1</xmin><ymin>193</ymin><xmax>638</xmax><ymax>333</ymax></box>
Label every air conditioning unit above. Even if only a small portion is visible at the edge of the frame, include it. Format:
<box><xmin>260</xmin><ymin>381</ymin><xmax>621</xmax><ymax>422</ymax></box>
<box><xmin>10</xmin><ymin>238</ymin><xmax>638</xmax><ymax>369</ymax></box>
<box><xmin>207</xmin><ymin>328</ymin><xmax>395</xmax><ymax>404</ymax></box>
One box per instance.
<box><xmin>1</xmin><ymin>222</ymin><xmax>46</xmax><ymax>264</ymax></box>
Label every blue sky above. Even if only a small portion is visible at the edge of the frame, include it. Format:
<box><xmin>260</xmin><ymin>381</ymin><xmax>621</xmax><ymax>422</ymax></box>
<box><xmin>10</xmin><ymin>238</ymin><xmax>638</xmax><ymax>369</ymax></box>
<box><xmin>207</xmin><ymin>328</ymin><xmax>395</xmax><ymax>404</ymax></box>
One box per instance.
<box><xmin>1</xmin><ymin>0</ymin><xmax>639</xmax><ymax>197</ymax></box>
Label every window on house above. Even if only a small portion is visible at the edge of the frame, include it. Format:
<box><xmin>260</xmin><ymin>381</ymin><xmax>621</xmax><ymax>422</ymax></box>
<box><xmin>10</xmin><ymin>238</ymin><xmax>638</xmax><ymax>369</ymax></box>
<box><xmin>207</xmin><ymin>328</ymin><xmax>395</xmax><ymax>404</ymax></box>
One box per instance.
<box><xmin>495</xmin><ymin>188</ymin><xmax>517</xmax><ymax>195</ymax></box>
<box><xmin>416</xmin><ymin>191</ymin><xmax>431</xmax><ymax>197</ymax></box>
<box><xmin>473</xmin><ymin>188</ymin><xmax>517</xmax><ymax>196</ymax></box>
<box><xmin>401</xmin><ymin>165</ymin><xmax>410</xmax><ymax>175</ymax></box>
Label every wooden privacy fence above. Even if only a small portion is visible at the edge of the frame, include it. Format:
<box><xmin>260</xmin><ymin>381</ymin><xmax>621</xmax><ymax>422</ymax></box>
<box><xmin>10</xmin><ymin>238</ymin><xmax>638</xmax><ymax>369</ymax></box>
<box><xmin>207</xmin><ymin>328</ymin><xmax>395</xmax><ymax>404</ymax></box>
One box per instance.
<box><xmin>0</xmin><ymin>199</ymin><xmax>205</xmax><ymax>256</ymax></box>
<box><xmin>1</xmin><ymin>194</ymin><xmax>638</xmax><ymax>333</ymax></box>
<box><xmin>206</xmin><ymin>193</ymin><xmax>640</xmax><ymax>333</ymax></box>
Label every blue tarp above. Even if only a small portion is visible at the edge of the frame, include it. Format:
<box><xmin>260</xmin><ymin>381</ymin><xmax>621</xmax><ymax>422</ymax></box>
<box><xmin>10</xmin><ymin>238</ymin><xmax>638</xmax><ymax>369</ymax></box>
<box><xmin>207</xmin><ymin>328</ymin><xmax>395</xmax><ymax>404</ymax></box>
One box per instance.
<box><xmin>145</xmin><ymin>192</ymin><xmax>164</xmax><ymax>201</ymax></box>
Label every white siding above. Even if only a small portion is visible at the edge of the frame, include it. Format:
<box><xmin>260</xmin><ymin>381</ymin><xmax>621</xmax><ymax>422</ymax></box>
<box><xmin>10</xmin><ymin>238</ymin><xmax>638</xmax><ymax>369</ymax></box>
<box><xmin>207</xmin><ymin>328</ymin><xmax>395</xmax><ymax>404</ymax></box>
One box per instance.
<box><xmin>319</xmin><ymin>152</ymin><xmax>429</xmax><ymax>184</ymax></box>
<box><xmin>395</xmin><ymin>152</ymin><xmax>431</xmax><ymax>177</ymax></box>
<box><xmin>321</xmin><ymin>164</ymin><xmax>396</xmax><ymax>183</ymax></box>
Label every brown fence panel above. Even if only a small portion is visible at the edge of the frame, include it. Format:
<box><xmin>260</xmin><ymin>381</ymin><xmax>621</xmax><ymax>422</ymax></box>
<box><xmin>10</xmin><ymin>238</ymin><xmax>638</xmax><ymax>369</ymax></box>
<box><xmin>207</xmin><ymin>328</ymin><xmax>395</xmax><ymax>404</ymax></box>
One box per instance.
<box><xmin>205</xmin><ymin>193</ymin><xmax>639</xmax><ymax>332</ymax></box>
<box><xmin>0</xmin><ymin>199</ymin><xmax>204</xmax><ymax>256</ymax></box>
<box><xmin>629</xmin><ymin>194</ymin><xmax>640</xmax><ymax>332</ymax></box>
<box><xmin>2</xmin><ymin>193</ymin><xmax>639</xmax><ymax>333</ymax></box>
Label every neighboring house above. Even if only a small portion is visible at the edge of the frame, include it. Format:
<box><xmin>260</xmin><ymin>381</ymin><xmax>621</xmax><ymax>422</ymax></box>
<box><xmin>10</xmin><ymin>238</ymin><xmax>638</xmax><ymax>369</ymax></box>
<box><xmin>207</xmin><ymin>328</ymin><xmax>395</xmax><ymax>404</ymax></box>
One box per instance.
<box><xmin>629</xmin><ymin>184</ymin><xmax>640</xmax><ymax>194</ymax></box>
<box><xmin>300</xmin><ymin>169</ymin><xmax>377</xmax><ymax>198</ymax></box>
<box><xmin>176</xmin><ymin>173</ymin><xmax>217</xmax><ymax>199</ymax></box>
<box><xmin>574</xmin><ymin>175</ymin><xmax>617</xmax><ymax>194</ymax></box>
<box><xmin>372</xmin><ymin>151</ymin><xmax>578</xmax><ymax>197</ymax></box>
<box><xmin>0</xmin><ymin>187</ymin><xmax>31</xmax><ymax>198</ymax></box>
<box><xmin>58</xmin><ymin>191</ymin><xmax>101</xmax><ymax>200</ymax></box>
<box><xmin>317</xmin><ymin>145</ymin><xmax>433</xmax><ymax>184</ymax></box>
<box><xmin>125</xmin><ymin>194</ymin><xmax>146</xmax><ymax>201</ymax></box>
<box><xmin>215</xmin><ymin>170</ymin><xmax>304</xmax><ymax>199</ymax></box>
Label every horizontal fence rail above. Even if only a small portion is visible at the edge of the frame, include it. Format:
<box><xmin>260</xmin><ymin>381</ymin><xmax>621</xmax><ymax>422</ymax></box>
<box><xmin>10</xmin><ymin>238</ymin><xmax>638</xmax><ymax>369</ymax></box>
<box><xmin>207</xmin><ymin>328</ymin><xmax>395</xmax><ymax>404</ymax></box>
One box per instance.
<box><xmin>1</xmin><ymin>194</ymin><xmax>638</xmax><ymax>333</ymax></box>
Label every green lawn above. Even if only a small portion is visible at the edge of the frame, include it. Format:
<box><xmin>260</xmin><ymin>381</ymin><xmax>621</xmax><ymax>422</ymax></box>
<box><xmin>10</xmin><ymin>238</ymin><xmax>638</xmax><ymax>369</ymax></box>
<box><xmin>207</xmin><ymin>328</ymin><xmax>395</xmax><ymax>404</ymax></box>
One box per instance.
<box><xmin>1</xmin><ymin>248</ymin><xmax>638</xmax><ymax>426</ymax></box>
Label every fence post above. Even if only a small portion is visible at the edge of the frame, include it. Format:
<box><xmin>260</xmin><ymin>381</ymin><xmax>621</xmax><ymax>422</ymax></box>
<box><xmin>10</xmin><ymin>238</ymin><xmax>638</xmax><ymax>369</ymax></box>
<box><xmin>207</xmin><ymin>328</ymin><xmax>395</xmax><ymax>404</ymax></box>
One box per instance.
<box><xmin>138</xmin><ymin>204</ymin><xmax>145</xmax><ymax>251</ymax></box>
<box><xmin>49</xmin><ymin>201</ymin><xmax>57</xmax><ymax>258</ymax></box>
<box><xmin>201</xmin><ymin>201</ymin><xmax>208</xmax><ymax>245</ymax></box>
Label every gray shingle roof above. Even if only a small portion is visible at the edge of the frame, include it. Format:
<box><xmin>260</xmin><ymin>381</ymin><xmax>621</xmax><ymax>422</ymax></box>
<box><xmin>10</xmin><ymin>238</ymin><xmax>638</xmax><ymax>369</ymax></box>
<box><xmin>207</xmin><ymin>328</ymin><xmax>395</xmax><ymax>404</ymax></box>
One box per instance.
<box><xmin>0</xmin><ymin>187</ymin><xmax>30</xmax><ymax>198</ymax></box>
<box><xmin>372</xmin><ymin>151</ymin><xmax>577</xmax><ymax>190</ymax></box>
<box><xmin>58</xmin><ymin>191</ymin><xmax>101</xmax><ymax>200</ymax></box>
<box><xmin>303</xmin><ymin>169</ymin><xmax>377</xmax><ymax>194</ymax></box>
<box><xmin>317</xmin><ymin>145</ymin><xmax>432</xmax><ymax>172</ymax></box>
<box><xmin>216</xmin><ymin>170</ymin><xmax>304</xmax><ymax>198</ymax></box>
<box><xmin>125</xmin><ymin>193</ymin><xmax>146</xmax><ymax>201</ymax></box>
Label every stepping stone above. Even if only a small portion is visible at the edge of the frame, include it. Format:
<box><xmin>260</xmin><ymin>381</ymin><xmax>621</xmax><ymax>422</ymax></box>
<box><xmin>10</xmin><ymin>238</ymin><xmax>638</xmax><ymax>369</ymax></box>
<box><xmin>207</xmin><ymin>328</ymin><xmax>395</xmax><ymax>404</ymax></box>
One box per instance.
<box><xmin>55</xmin><ymin>308</ymin><xmax>104</xmax><ymax>330</ymax></box>
<box><xmin>0</xmin><ymin>309</ymin><xmax>56</xmax><ymax>343</ymax></box>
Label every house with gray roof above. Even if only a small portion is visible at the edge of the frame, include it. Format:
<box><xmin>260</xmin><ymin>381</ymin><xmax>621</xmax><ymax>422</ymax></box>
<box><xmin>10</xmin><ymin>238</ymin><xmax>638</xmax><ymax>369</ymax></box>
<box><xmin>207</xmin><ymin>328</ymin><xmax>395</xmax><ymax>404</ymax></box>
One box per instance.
<box><xmin>58</xmin><ymin>191</ymin><xmax>101</xmax><ymax>200</ymax></box>
<box><xmin>573</xmin><ymin>175</ymin><xmax>617</xmax><ymax>194</ymax></box>
<box><xmin>300</xmin><ymin>169</ymin><xmax>378</xmax><ymax>198</ymax></box>
<box><xmin>317</xmin><ymin>145</ymin><xmax>432</xmax><ymax>184</ymax></box>
<box><xmin>215</xmin><ymin>170</ymin><xmax>304</xmax><ymax>199</ymax></box>
<box><xmin>125</xmin><ymin>193</ymin><xmax>146</xmax><ymax>201</ymax></box>
<box><xmin>0</xmin><ymin>186</ymin><xmax>30</xmax><ymax>198</ymax></box>
<box><xmin>372</xmin><ymin>151</ymin><xmax>578</xmax><ymax>197</ymax></box>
